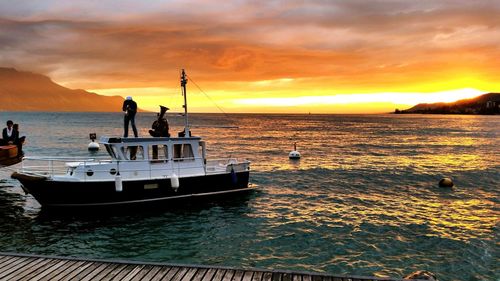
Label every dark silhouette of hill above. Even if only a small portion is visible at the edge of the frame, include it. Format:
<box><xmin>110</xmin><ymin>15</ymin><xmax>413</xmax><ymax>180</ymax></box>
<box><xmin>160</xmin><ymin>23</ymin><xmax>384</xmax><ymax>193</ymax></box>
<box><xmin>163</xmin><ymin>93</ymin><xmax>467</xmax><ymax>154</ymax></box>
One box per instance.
<box><xmin>395</xmin><ymin>93</ymin><xmax>500</xmax><ymax>115</ymax></box>
<box><xmin>0</xmin><ymin>67</ymin><xmax>126</xmax><ymax>112</ymax></box>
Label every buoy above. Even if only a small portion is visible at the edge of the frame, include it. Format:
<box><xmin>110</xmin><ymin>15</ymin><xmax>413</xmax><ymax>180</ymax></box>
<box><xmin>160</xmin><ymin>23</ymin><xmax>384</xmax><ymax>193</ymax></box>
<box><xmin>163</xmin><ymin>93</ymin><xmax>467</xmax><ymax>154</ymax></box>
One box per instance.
<box><xmin>439</xmin><ymin>177</ymin><xmax>454</xmax><ymax>188</ymax></box>
<box><xmin>171</xmin><ymin>173</ymin><xmax>179</xmax><ymax>191</ymax></box>
<box><xmin>88</xmin><ymin>141</ymin><xmax>99</xmax><ymax>152</ymax></box>
<box><xmin>289</xmin><ymin>142</ymin><xmax>301</xmax><ymax>159</ymax></box>
<box><xmin>404</xmin><ymin>270</ymin><xmax>438</xmax><ymax>280</ymax></box>
<box><xmin>88</xmin><ymin>133</ymin><xmax>99</xmax><ymax>152</ymax></box>
<box><xmin>115</xmin><ymin>174</ymin><xmax>123</xmax><ymax>192</ymax></box>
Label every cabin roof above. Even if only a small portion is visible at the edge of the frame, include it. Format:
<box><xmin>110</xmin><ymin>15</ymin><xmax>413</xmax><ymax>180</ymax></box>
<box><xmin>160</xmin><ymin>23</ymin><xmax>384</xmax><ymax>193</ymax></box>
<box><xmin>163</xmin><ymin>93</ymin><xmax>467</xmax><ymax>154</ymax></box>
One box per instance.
<box><xmin>99</xmin><ymin>136</ymin><xmax>201</xmax><ymax>144</ymax></box>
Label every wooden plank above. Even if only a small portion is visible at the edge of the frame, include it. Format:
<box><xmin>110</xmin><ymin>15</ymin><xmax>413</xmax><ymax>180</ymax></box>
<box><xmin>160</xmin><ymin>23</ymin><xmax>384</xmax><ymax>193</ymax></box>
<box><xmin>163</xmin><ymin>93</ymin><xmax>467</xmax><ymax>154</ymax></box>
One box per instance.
<box><xmin>31</xmin><ymin>259</ymin><xmax>72</xmax><ymax>281</ymax></box>
<box><xmin>9</xmin><ymin>258</ymin><xmax>55</xmax><ymax>281</ymax></box>
<box><xmin>116</xmin><ymin>264</ymin><xmax>145</xmax><ymax>280</ymax></box>
<box><xmin>2</xmin><ymin>258</ymin><xmax>46</xmax><ymax>280</ymax></box>
<box><xmin>302</xmin><ymin>275</ymin><xmax>312</xmax><ymax>281</ymax></box>
<box><xmin>261</xmin><ymin>272</ymin><xmax>273</xmax><ymax>281</ymax></box>
<box><xmin>138</xmin><ymin>265</ymin><xmax>165</xmax><ymax>281</ymax></box>
<box><xmin>169</xmin><ymin>267</ymin><xmax>190</xmax><ymax>281</ymax></box>
<box><xmin>251</xmin><ymin>271</ymin><xmax>264</xmax><ymax>281</ymax></box>
<box><xmin>0</xmin><ymin>257</ymin><xmax>38</xmax><ymax>279</ymax></box>
<box><xmin>60</xmin><ymin>261</ymin><xmax>102</xmax><ymax>280</ymax></box>
<box><xmin>180</xmin><ymin>267</ymin><xmax>199</xmax><ymax>281</ymax></box>
<box><xmin>106</xmin><ymin>264</ymin><xmax>140</xmax><ymax>281</ymax></box>
<box><xmin>79</xmin><ymin>262</ymin><xmax>114</xmax><ymax>281</ymax></box>
<box><xmin>241</xmin><ymin>271</ymin><xmax>254</xmax><ymax>281</ymax></box>
<box><xmin>201</xmin><ymin>268</ymin><xmax>218</xmax><ymax>281</ymax></box>
<box><xmin>282</xmin><ymin>273</ymin><xmax>292</xmax><ymax>281</ymax></box>
<box><xmin>45</xmin><ymin>259</ymin><xmax>85</xmax><ymax>281</ymax></box>
<box><xmin>272</xmin><ymin>272</ymin><xmax>282</xmax><ymax>281</ymax></box>
<box><xmin>190</xmin><ymin>268</ymin><xmax>207</xmax><ymax>281</ymax></box>
<box><xmin>312</xmin><ymin>275</ymin><xmax>322</xmax><ymax>281</ymax></box>
<box><xmin>160</xmin><ymin>266</ymin><xmax>181</xmax><ymax>281</ymax></box>
<box><xmin>0</xmin><ymin>256</ymin><xmax>31</xmax><ymax>275</ymax></box>
<box><xmin>58</xmin><ymin>261</ymin><xmax>95</xmax><ymax>281</ymax></box>
<box><xmin>0</xmin><ymin>255</ymin><xmax>16</xmax><ymax>265</ymax></box>
<box><xmin>0</xmin><ymin>254</ymin><xmax>403</xmax><ymax>281</ymax></box>
<box><xmin>149</xmin><ymin>266</ymin><xmax>174</xmax><ymax>281</ymax></box>
<box><xmin>221</xmin><ymin>270</ymin><xmax>235</xmax><ymax>281</ymax></box>
<box><xmin>90</xmin><ymin>263</ymin><xmax>124</xmax><ymax>280</ymax></box>
<box><xmin>232</xmin><ymin>270</ymin><xmax>245</xmax><ymax>281</ymax></box>
<box><xmin>129</xmin><ymin>265</ymin><xmax>155</xmax><ymax>281</ymax></box>
<box><xmin>211</xmin><ymin>269</ymin><xmax>227</xmax><ymax>281</ymax></box>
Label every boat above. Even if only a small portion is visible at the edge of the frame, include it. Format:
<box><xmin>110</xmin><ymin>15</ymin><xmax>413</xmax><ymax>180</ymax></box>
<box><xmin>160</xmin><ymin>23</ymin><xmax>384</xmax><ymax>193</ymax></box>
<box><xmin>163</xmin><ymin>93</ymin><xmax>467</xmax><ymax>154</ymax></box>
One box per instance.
<box><xmin>11</xmin><ymin>70</ymin><xmax>253</xmax><ymax>208</ymax></box>
<box><xmin>0</xmin><ymin>145</ymin><xmax>23</xmax><ymax>167</ymax></box>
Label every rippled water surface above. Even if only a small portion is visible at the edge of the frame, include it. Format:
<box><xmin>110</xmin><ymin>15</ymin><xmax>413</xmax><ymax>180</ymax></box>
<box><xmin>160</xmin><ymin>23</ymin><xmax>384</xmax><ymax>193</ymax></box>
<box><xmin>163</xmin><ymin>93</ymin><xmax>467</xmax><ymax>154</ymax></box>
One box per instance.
<box><xmin>0</xmin><ymin>112</ymin><xmax>498</xmax><ymax>281</ymax></box>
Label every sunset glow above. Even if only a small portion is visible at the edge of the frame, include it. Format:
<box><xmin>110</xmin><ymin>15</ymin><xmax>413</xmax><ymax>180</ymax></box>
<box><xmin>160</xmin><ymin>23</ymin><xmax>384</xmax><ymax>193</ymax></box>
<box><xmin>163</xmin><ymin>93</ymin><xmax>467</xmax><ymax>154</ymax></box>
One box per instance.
<box><xmin>1</xmin><ymin>1</ymin><xmax>499</xmax><ymax>113</ymax></box>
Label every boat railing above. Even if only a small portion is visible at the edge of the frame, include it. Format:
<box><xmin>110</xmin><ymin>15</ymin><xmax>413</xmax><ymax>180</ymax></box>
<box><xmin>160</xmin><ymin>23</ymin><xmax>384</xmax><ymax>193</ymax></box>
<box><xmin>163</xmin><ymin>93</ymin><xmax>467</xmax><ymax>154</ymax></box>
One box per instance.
<box><xmin>19</xmin><ymin>156</ymin><xmax>111</xmax><ymax>176</ymax></box>
<box><xmin>18</xmin><ymin>156</ymin><xmax>248</xmax><ymax>179</ymax></box>
<box><xmin>205</xmin><ymin>158</ymin><xmax>250</xmax><ymax>174</ymax></box>
<box><xmin>206</xmin><ymin>158</ymin><xmax>248</xmax><ymax>166</ymax></box>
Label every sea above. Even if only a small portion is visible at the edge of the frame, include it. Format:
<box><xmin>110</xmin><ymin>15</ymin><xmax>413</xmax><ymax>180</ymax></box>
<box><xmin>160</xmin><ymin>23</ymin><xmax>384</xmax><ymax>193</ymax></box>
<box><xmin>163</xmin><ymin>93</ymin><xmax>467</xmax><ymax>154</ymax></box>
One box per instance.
<box><xmin>0</xmin><ymin>112</ymin><xmax>498</xmax><ymax>281</ymax></box>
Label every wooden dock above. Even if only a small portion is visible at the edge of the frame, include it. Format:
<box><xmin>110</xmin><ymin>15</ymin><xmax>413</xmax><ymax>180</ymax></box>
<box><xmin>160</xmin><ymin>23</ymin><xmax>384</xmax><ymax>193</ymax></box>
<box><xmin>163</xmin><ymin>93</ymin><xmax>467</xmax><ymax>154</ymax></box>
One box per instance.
<box><xmin>0</xmin><ymin>253</ymin><xmax>414</xmax><ymax>281</ymax></box>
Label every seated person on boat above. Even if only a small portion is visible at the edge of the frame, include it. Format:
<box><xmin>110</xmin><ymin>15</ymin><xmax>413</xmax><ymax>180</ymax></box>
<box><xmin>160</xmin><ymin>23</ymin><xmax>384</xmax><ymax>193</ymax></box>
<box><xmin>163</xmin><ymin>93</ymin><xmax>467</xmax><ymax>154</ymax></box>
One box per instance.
<box><xmin>1</xmin><ymin>120</ymin><xmax>25</xmax><ymax>156</ymax></box>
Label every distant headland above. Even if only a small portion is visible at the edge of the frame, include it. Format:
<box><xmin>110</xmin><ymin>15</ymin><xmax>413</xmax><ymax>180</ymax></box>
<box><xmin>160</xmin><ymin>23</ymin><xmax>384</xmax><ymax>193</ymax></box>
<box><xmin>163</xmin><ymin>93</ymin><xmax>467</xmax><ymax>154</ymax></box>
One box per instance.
<box><xmin>0</xmin><ymin>67</ymin><xmax>127</xmax><ymax>112</ymax></box>
<box><xmin>395</xmin><ymin>93</ymin><xmax>500</xmax><ymax>115</ymax></box>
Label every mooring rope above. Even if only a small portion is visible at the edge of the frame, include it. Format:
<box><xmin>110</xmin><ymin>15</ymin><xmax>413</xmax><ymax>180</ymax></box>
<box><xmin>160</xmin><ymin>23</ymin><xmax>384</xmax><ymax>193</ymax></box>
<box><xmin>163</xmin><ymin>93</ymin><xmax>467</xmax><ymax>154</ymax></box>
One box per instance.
<box><xmin>185</xmin><ymin>74</ymin><xmax>231</xmax><ymax>119</ymax></box>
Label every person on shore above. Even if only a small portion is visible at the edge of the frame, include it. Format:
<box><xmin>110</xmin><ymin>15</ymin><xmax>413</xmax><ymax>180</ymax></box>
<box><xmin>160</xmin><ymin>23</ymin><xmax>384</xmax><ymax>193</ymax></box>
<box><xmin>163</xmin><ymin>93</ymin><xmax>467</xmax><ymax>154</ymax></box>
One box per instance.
<box><xmin>122</xmin><ymin>96</ymin><xmax>138</xmax><ymax>138</ymax></box>
<box><xmin>1</xmin><ymin>120</ymin><xmax>15</xmax><ymax>145</ymax></box>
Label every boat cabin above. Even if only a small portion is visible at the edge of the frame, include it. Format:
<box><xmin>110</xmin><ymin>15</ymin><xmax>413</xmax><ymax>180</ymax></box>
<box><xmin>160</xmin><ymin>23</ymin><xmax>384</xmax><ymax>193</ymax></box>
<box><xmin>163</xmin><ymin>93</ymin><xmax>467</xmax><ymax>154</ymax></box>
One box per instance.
<box><xmin>100</xmin><ymin>136</ymin><xmax>206</xmax><ymax>163</ymax></box>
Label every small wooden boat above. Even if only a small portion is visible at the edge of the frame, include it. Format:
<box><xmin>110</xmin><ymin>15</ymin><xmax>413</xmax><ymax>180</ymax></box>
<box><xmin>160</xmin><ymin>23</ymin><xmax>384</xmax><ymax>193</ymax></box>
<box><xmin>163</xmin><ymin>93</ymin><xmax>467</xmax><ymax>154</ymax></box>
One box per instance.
<box><xmin>0</xmin><ymin>145</ymin><xmax>22</xmax><ymax>167</ymax></box>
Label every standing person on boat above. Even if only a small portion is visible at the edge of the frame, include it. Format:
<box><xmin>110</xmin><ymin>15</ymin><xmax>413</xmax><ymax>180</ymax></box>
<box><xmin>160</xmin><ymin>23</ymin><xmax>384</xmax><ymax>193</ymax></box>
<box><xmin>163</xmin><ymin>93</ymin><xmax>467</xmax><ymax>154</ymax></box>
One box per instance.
<box><xmin>122</xmin><ymin>96</ymin><xmax>138</xmax><ymax>138</ymax></box>
<box><xmin>1</xmin><ymin>120</ymin><xmax>15</xmax><ymax>145</ymax></box>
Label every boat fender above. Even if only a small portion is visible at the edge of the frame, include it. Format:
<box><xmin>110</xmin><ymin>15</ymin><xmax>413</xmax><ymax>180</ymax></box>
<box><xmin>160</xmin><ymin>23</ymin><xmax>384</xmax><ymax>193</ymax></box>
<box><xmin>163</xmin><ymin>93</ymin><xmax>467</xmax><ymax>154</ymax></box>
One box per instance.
<box><xmin>171</xmin><ymin>173</ymin><xmax>179</xmax><ymax>191</ymax></box>
<box><xmin>115</xmin><ymin>174</ymin><xmax>123</xmax><ymax>192</ymax></box>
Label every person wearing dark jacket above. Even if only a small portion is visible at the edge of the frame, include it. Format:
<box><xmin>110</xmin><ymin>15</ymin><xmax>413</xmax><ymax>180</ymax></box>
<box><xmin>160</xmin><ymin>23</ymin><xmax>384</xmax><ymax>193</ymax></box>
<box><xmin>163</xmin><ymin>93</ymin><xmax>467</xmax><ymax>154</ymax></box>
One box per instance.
<box><xmin>122</xmin><ymin>96</ymin><xmax>138</xmax><ymax>137</ymax></box>
<box><xmin>1</xmin><ymin>120</ymin><xmax>15</xmax><ymax>145</ymax></box>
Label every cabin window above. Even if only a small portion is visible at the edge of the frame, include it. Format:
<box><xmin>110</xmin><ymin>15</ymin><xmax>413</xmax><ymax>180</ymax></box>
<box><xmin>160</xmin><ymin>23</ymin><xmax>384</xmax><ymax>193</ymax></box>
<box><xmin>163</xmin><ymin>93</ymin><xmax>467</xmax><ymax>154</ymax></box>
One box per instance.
<box><xmin>173</xmin><ymin>144</ymin><xmax>194</xmax><ymax>161</ymax></box>
<box><xmin>121</xmin><ymin>146</ymin><xmax>144</xmax><ymax>160</ymax></box>
<box><xmin>149</xmin><ymin>145</ymin><xmax>168</xmax><ymax>162</ymax></box>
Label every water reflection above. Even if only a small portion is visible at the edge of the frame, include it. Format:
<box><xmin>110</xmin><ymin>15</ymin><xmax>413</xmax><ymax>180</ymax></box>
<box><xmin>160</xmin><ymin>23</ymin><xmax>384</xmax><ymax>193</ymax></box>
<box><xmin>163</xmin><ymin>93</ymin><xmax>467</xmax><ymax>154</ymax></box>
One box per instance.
<box><xmin>0</xmin><ymin>112</ymin><xmax>498</xmax><ymax>281</ymax></box>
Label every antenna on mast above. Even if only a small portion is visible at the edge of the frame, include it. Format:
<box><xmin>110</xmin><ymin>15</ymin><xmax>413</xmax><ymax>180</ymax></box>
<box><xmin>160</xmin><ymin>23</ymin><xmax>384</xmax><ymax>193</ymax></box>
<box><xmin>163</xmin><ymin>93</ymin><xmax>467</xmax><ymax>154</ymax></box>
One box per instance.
<box><xmin>180</xmin><ymin>69</ymin><xmax>190</xmax><ymax>137</ymax></box>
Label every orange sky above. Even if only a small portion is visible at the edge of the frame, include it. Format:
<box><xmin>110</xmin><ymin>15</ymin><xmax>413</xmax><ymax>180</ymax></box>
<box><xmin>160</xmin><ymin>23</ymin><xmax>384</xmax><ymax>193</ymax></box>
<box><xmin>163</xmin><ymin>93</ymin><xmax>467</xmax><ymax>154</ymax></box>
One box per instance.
<box><xmin>1</xmin><ymin>1</ymin><xmax>499</xmax><ymax>113</ymax></box>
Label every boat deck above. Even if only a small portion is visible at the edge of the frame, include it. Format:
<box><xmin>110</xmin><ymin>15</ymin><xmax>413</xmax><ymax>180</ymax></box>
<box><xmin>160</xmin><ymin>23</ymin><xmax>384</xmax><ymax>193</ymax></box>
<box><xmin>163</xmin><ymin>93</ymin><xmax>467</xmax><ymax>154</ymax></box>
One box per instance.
<box><xmin>0</xmin><ymin>253</ymin><xmax>417</xmax><ymax>281</ymax></box>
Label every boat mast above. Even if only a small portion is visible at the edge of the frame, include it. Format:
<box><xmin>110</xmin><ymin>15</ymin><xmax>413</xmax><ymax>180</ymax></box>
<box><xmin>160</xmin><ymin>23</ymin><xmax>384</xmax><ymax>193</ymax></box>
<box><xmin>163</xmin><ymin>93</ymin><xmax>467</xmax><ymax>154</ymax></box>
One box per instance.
<box><xmin>181</xmin><ymin>69</ymin><xmax>190</xmax><ymax>137</ymax></box>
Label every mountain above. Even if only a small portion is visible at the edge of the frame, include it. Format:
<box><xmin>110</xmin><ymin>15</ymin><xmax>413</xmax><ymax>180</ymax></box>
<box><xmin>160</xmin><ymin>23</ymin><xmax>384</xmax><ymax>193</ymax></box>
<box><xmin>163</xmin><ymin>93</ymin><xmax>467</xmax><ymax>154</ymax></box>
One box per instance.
<box><xmin>0</xmin><ymin>67</ymin><xmax>126</xmax><ymax>112</ymax></box>
<box><xmin>395</xmin><ymin>93</ymin><xmax>500</xmax><ymax>115</ymax></box>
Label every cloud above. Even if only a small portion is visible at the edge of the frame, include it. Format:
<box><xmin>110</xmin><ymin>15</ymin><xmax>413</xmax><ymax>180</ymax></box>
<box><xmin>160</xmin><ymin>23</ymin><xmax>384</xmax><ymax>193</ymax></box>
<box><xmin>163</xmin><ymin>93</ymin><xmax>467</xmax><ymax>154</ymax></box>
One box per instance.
<box><xmin>0</xmin><ymin>0</ymin><xmax>498</xmax><ymax>98</ymax></box>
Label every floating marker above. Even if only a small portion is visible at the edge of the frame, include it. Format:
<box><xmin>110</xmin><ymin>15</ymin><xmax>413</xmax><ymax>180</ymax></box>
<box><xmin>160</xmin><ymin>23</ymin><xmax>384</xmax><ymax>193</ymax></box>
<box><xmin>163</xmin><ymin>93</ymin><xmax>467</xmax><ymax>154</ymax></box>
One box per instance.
<box><xmin>289</xmin><ymin>142</ymin><xmax>301</xmax><ymax>159</ymax></box>
<box><xmin>439</xmin><ymin>177</ymin><xmax>454</xmax><ymax>188</ymax></box>
<box><xmin>88</xmin><ymin>133</ymin><xmax>99</xmax><ymax>152</ymax></box>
